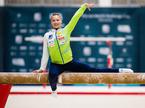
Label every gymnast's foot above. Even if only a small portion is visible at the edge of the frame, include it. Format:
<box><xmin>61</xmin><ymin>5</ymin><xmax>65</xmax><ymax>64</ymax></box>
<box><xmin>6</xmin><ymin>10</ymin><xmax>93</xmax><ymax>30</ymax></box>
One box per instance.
<box><xmin>119</xmin><ymin>68</ymin><xmax>134</xmax><ymax>73</ymax></box>
<box><xmin>50</xmin><ymin>91</ymin><xmax>57</xmax><ymax>97</ymax></box>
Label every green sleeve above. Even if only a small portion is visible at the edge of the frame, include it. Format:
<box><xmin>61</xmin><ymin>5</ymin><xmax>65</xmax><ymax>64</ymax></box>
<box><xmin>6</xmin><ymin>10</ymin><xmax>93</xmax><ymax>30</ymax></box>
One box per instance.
<box><xmin>64</xmin><ymin>3</ymin><xmax>87</xmax><ymax>35</ymax></box>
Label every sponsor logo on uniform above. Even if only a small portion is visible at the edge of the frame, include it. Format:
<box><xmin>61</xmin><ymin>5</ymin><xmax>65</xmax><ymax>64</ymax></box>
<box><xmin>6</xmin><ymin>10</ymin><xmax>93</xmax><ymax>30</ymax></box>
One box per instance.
<box><xmin>48</xmin><ymin>40</ymin><xmax>55</xmax><ymax>47</ymax></box>
<box><xmin>57</xmin><ymin>31</ymin><xmax>65</xmax><ymax>45</ymax></box>
<box><xmin>48</xmin><ymin>34</ymin><xmax>53</xmax><ymax>39</ymax></box>
<box><xmin>48</xmin><ymin>34</ymin><xmax>55</xmax><ymax>47</ymax></box>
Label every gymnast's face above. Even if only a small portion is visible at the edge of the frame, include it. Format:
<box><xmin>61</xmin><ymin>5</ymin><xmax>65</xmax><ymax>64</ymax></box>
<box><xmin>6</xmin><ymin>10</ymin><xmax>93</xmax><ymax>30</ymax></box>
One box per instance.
<box><xmin>50</xmin><ymin>14</ymin><xmax>62</xmax><ymax>29</ymax></box>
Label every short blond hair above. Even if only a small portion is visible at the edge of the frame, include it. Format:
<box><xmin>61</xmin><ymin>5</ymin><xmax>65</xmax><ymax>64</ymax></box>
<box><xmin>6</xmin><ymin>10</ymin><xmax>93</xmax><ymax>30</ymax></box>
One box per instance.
<box><xmin>49</xmin><ymin>13</ymin><xmax>63</xmax><ymax>20</ymax></box>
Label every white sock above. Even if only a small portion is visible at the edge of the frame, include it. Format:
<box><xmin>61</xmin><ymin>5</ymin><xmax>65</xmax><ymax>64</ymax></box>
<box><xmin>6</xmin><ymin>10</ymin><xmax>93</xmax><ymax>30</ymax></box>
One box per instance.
<box><xmin>119</xmin><ymin>68</ymin><xmax>134</xmax><ymax>73</ymax></box>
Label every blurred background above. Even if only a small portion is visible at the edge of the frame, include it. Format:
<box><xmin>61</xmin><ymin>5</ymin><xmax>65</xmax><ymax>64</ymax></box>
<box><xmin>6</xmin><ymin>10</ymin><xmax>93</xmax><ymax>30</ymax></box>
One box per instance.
<box><xmin>1</xmin><ymin>1</ymin><xmax>145</xmax><ymax>108</ymax></box>
<box><xmin>0</xmin><ymin>0</ymin><xmax>145</xmax><ymax>72</ymax></box>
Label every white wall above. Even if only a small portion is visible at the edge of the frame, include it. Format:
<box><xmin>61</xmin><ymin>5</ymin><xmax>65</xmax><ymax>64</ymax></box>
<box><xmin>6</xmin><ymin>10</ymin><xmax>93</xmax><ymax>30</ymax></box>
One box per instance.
<box><xmin>0</xmin><ymin>0</ymin><xmax>4</xmax><ymax>6</ymax></box>
<box><xmin>99</xmin><ymin>0</ymin><xmax>112</xmax><ymax>7</ymax></box>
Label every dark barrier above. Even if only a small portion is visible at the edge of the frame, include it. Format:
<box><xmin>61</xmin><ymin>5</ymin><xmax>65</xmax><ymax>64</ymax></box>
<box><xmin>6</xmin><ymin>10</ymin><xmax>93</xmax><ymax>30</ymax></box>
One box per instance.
<box><xmin>0</xmin><ymin>7</ymin><xmax>4</xmax><ymax>71</ymax></box>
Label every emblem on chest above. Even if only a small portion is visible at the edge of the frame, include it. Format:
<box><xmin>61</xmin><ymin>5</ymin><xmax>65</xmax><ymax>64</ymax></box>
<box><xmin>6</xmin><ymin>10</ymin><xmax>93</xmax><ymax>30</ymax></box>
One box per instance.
<box><xmin>48</xmin><ymin>34</ymin><xmax>55</xmax><ymax>47</ymax></box>
<box><xmin>57</xmin><ymin>31</ymin><xmax>65</xmax><ymax>45</ymax></box>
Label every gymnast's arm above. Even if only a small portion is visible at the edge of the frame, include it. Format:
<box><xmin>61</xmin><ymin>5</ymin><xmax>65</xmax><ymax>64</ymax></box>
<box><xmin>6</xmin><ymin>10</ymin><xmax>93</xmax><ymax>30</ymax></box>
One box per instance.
<box><xmin>64</xmin><ymin>3</ymin><xmax>95</xmax><ymax>34</ymax></box>
<box><xmin>35</xmin><ymin>34</ymin><xmax>49</xmax><ymax>73</ymax></box>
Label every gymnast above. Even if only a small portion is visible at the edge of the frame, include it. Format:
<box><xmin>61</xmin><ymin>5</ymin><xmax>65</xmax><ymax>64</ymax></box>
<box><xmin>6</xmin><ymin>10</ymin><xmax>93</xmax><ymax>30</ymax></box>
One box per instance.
<box><xmin>35</xmin><ymin>3</ymin><xmax>133</xmax><ymax>95</ymax></box>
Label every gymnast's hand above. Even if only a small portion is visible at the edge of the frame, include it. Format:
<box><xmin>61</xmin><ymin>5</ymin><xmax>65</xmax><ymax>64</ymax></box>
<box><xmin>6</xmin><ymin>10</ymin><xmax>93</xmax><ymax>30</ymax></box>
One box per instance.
<box><xmin>33</xmin><ymin>69</ymin><xmax>45</xmax><ymax>73</ymax></box>
<box><xmin>85</xmin><ymin>3</ymin><xmax>95</xmax><ymax>11</ymax></box>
